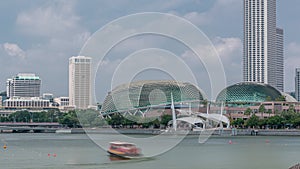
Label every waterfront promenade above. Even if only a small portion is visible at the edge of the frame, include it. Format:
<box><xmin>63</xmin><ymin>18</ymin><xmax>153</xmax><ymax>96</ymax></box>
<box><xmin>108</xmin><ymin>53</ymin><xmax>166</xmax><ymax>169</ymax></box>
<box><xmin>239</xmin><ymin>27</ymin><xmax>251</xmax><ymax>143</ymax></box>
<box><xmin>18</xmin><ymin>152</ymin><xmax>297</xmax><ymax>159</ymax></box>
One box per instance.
<box><xmin>66</xmin><ymin>128</ymin><xmax>300</xmax><ymax>136</ymax></box>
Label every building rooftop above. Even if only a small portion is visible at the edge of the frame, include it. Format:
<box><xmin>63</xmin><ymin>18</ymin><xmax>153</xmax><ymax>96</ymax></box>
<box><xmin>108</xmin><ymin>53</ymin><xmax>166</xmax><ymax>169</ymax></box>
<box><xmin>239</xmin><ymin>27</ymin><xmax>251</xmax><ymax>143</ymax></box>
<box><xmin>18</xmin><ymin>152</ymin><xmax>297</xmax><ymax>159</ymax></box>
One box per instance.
<box><xmin>101</xmin><ymin>80</ymin><xmax>206</xmax><ymax>113</ymax></box>
<box><xmin>15</xmin><ymin>73</ymin><xmax>40</xmax><ymax>80</ymax></box>
<box><xmin>216</xmin><ymin>82</ymin><xmax>282</xmax><ymax>103</ymax></box>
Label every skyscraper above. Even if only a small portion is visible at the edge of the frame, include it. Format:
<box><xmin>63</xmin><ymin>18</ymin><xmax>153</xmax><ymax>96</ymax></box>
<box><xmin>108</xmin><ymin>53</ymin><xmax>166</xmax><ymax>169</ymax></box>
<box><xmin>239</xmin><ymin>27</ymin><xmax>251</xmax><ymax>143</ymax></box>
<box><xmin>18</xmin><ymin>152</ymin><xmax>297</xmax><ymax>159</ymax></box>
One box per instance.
<box><xmin>275</xmin><ymin>28</ymin><xmax>284</xmax><ymax>91</ymax></box>
<box><xmin>69</xmin><ymin>56</ymin><xmax>92</xmax><ymax>109</ymax></box>
<box><xmin>295</xmin><ymin>68</ymin><xmax>300</xmax><ymax>101</ymax></box>
<box><xmin>6</xmin><ymin>73</ymin><xmax>41</xmax><ymax>98</ymax></box>
<box><xmin>243</xmin><ymin>0</ymin><xmax>284</xmax><ymax>91</ymax></box>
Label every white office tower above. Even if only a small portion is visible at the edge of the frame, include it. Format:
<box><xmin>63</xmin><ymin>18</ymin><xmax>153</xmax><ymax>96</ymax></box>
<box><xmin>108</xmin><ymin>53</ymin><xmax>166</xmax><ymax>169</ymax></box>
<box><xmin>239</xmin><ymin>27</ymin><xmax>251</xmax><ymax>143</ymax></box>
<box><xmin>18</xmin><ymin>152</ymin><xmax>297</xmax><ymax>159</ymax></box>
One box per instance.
<box><xmin>6</xmin><ymin>73</ymin><xmax>41</xmax><ymax>98</ymax></box>
<box><xmin>243</xmin><ymin>0</ymin><xmax>283</xmax><ymax>91</ymax></box>
<box><xmin>69</xmin><ymin>56</ymin><xmax>92</xmax><ymax>109</ymax></box>
<box><xmin>295</xmin><ymin>68</ymin><xmax>300</xmax><ymax>102</ymax></box>
<box><xmin>274</xmin><ymin>28</ymin><xmax>284</xmax><ymax>91</ymax></box>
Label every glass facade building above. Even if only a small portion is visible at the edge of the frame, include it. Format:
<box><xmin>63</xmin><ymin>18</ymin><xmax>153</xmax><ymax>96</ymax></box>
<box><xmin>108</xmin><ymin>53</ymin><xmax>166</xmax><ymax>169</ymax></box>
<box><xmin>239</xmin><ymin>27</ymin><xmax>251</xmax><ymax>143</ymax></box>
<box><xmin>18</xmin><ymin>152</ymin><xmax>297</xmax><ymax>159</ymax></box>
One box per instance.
<box><xmin>216</xmin><ymin>82</ymin><xmax>282</xmax><ymax>103</ymax></box>
<box><xmin>101</xmin><ymin>80</ymin><xmax>205</xmax><ymax>114</ymax></box>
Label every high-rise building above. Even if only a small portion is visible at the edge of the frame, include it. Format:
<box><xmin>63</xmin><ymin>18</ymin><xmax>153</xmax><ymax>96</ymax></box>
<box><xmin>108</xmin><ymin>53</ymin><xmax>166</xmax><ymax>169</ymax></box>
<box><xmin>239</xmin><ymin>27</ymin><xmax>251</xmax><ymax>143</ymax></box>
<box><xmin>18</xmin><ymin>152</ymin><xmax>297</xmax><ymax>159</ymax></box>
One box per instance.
<box><xmin>275</xmin><ymin>28</ymin><xmax>284</xmax><ymax>91</ymax></box>
<box><xmin>295</xmin><ymin>68</ymin><xmax>300</xmax><ymax>101</ymax></box>
<box><xmin>243</xmin><ymin>0</ymin><xmax>284</xmax><ymax>91</ymax></box>
<box><xmin>69</xmin><ymin>56</ymin><xmax>92</xmax><ymax>109</ymax></box>
<box><xmin>6</xmin><ymin>73</ymin><xmax>41</xmax><ymax>98</ymax></box>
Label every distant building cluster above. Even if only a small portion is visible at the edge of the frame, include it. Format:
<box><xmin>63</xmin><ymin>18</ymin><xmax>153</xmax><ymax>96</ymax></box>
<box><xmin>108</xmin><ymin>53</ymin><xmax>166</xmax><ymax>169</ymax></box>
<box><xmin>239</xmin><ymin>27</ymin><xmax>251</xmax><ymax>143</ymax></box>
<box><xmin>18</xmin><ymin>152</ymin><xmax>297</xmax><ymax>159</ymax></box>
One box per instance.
<box><xmin>0</xmin><ymin>55</ymin><xmax>93</xmax><ymax>117</ymax></box>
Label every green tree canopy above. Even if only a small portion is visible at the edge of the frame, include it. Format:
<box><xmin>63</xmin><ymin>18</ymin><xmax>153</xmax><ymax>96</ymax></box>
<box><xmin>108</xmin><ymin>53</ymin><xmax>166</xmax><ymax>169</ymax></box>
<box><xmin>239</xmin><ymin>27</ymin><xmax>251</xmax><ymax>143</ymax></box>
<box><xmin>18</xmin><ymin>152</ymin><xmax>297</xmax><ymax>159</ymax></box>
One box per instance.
<box><xmin>245</xmin><ymin>114</ymin><xmax>259</xmax><ymax>128</ymax></box>
<box><xmin>244</xmin><ymin>108</ymin><xmax>252</xmax><ymax>115</ymax></box>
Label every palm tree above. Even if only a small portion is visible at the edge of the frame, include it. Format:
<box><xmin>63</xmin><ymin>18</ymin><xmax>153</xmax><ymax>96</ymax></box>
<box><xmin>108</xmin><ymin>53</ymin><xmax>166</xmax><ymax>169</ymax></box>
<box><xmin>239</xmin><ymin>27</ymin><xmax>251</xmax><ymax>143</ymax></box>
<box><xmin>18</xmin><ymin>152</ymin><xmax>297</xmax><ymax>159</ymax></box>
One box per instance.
<box><xmin>258</xmin><ymin>104</ymin><xmax>266</xmax><ymax>119</ymax></box>
<box><xmin>244</xmin><ymin>108</ymin><xmax>252</xmax><ymax>116</ymax></box>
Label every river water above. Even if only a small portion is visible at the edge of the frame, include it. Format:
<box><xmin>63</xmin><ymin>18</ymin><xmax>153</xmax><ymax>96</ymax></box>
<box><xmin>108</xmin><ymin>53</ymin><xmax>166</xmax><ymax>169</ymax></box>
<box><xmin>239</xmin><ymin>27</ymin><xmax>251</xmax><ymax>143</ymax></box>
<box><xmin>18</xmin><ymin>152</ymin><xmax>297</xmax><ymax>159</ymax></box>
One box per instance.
<box><xmin>0</xmin><ymin>133</ymin><xmax>299</xmax><ymax>169</ymax></box>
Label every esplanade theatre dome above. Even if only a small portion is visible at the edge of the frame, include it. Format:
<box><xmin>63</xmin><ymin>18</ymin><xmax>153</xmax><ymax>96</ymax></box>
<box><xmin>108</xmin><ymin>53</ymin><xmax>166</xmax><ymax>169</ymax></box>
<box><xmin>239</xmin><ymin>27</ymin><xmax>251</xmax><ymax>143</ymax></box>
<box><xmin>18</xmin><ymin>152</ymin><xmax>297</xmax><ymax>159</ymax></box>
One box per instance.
<box><xmin>216</xmin><ymin>82</ymin><xmax>282</xmax><ymax>103</ymax></box>
<box><xmin>101</xmin><ymin>80</ymin><xmax>206</xmax><ymax>114</ymax></box>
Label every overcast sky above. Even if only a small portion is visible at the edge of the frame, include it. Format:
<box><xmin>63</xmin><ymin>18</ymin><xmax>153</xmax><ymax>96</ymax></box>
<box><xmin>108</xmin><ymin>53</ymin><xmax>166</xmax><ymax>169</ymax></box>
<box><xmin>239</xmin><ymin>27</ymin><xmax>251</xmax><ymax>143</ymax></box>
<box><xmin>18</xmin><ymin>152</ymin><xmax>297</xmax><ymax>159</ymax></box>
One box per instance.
<box><xmin>0</xmin><ymin>0</ymin><xmax>300</xmax><ymax>102</ymax></box>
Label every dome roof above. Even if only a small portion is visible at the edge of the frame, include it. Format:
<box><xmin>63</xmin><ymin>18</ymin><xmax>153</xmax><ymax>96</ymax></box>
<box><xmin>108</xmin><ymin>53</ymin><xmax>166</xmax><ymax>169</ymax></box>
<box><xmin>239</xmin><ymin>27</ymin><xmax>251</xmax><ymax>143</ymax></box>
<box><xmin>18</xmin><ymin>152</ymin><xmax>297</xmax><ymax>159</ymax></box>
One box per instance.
<box><xmin>101</xmin><ymin>80</ymin><xmax>206</xmax><ymax>113</ymax></box>
<box><xmin>216</xmin><ymin>82</ymin><xmax>282</xmax><ymax>103</ymax></box>
<box><xmin>281</xmin><ymin>92</ymin><xmax>297</xmax><ymax>102</ymax></box>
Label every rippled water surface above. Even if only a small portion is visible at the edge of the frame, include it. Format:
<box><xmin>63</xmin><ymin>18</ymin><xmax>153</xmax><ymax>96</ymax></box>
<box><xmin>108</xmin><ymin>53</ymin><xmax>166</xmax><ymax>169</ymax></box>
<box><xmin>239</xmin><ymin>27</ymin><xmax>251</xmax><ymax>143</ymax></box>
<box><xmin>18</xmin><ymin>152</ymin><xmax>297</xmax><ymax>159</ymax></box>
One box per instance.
<box><xmin>0</xmin><ymin>133</ymin><xmax>299</xmax><ymax>169</ymax></box>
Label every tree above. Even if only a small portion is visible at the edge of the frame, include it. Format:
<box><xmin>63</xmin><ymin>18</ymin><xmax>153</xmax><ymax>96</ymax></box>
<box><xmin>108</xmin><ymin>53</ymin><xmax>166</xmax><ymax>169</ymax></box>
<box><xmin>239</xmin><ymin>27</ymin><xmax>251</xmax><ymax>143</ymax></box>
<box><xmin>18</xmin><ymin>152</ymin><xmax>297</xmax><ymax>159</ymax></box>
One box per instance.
<box><xmin>275</xmin><ymin>95</ymin><xmax>286</xmax><ymax>101</ymax></box>
<box><xmin>292</xmin><ymin>115</ymin><xmax>300</xmax><ymax>128</ymax></box>
<box><xmin>258</xmin><ymin>104</ymin><xmax>266</xmax><ymax>118</ymax></box>
<box><xmin>107</xmin><ymin>114</ymin><xmax>125</xmax><ymax>127</ymax></box>
<box><xmin>160</xmin><ymin>114</ymin><xmax>172</xmax><ymax>126</ymax></box>
<box><xmin>232</xmin><ymin>118</ymin><xmax>244</xmax><ymax>128</ymax></box>
<box><xmin>258</xmin><ymin>118</ymin><xmax>267</xmax><ymax>129</ymax></box>
<box><xmin>266</xmin><ymin>96</ymin><xmax>272</xmax><ymax>101</ymax></box>
<box><xmin>245</xmin><ymin>114</ymin><xmax>259</xmax><ymax>128</ymax></box>
<box><xmin>58</xmin><ymin>110</ymin><xmax>80</xmax><ymax>128</ymax></box>
<box><xmin>244</xmin><ymin>108</ymin><xmax>252</xmax><ymax>116</ymax></box>
<box><xmin>267</xmin><ymin>109</ymin><xmax>272</xmax><ymax>117</ymax></box>
<box><xmin>8</xmin><ymin>110</ymin><xmax>31</xmax><ymax>122</ymax></box>
<box><xmin>267</xmin><ymin>115</ymin><xmax>284</xmax><ymax>129</ymax></box>
<box><xmin>287</xmin><ymin>104</ymin><xmax>295</xmax><ymax>114</ymax></box>
<box><xmin>281</xmin><ymin>105</ymin><xmax>297</xmax><ymax>126</ymax></box>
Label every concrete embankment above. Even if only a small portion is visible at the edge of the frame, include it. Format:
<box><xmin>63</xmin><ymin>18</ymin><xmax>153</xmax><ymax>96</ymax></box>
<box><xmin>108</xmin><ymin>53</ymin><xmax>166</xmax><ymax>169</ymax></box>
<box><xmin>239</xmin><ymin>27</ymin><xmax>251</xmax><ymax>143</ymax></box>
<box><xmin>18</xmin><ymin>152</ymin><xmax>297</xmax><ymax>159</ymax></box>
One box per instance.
<box><xmin>254</xmin><ymin>129</ymin><xmax>300</xmax><ymax>136</ymax></box>
<box><xmin>54</xmin><ymin>128</ymin><xmax>300</xmax><ymax>136</ymax></box>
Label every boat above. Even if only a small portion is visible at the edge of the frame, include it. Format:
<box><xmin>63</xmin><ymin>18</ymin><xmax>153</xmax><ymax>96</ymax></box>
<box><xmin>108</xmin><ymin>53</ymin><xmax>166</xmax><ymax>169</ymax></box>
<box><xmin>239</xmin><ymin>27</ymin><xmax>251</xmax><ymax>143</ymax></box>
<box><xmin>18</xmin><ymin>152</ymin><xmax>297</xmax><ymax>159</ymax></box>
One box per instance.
<box><xmin>107</xmin><ymin>141</ymin><xmax>142</xmax><ymax>159</ymax></box>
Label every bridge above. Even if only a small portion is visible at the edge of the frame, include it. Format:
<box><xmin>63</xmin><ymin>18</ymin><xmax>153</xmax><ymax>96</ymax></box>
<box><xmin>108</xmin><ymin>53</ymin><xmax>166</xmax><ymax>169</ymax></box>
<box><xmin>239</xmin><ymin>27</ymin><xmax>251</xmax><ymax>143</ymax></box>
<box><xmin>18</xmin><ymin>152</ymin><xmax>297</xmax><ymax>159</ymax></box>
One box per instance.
<box><xmin>0</xmin><ymin>122</ymin><xmax>62</xmax><ymax>133</ymax></box>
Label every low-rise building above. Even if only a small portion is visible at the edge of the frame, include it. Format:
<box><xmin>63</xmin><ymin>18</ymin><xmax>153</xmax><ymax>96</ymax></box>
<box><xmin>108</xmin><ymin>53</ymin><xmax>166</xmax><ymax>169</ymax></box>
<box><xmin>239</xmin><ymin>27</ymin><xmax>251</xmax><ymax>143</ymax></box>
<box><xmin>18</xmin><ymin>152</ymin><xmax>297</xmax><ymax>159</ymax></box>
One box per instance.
<box><xmin>53</xmin><ymin>97</ymin><xmax>69</xmax><ymax>110</ymax></box>
<box><xmin>4</xmin><ymin>97</ymin><xmax>50</xmax><ymax>109</ymax></box>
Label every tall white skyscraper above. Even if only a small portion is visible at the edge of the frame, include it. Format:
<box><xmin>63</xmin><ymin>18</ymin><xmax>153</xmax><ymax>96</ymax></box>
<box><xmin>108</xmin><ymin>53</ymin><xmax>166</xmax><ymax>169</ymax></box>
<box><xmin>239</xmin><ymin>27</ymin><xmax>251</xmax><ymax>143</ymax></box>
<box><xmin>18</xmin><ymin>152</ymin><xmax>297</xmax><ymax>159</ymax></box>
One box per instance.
<box><xmin>243</xmin><ymin>0</ymin><xmax>284</xmax><ymax>91</ymax></box>
<box><xmin>295</xmin><ymin>68</ymin><xmax>300</xmax><ymax>102</ymax></box>
<box><xmin>69</xmin><ymin>56</ymin><xmax>92</xmax><ymax>109</ymax></box>
<box><xmin>275</xmin><ymin>28</ymin><xmax>284</xmax><ymax>91</ymax></box>
<box><xmin>6</xmin><ymin>73</ymin><xmax>41</xmax><ymax>98</ymax></box>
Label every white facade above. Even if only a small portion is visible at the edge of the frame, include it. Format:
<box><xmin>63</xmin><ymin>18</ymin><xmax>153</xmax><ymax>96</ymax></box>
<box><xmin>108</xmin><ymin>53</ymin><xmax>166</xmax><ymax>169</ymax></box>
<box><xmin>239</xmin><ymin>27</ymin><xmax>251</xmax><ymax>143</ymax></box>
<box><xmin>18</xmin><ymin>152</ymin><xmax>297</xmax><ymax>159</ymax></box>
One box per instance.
<box><xmin>69</xmin><ymin>56</ymin><xmax>92</xmax><ymax>109</ymax></box>
<box><xmin>4</xmin><ymin>97</ymin><xmax>50</xmax><ymax>109</ymax></box>
<box><xmin>6</xmin><ymin>73</ymin><xmax>41</xmax><ymax>98</ymax></box>
<box><xmin>295</xmin><ymin>68</ymin><xmax>300</xmax><ymax>102</ymax></box>
<box><xmin>243</xmin><ymin>0</ymin><xmax>283</xmax><ymax>90</ymax></box>
<box><xmin>53</xmin><ymin>97</ymin><xmax>69</xmax><ymax>108</ymax></box>
<box><xmin>274</xmin><ymin>28</ymin><xmax>284</xmax><ymax>91</ymax></box>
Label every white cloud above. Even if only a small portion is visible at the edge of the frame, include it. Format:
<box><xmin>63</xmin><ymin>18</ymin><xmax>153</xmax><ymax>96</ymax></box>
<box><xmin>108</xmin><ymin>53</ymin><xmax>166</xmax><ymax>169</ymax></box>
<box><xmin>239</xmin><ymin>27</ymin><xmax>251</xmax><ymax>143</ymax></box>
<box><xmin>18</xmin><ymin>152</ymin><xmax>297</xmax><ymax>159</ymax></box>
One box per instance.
<box><xmin>16</xmin><ymin>1</ymin><xmax>81</xmax><ymax>38</ymax></box>
<box><xmin>213</xmin><ymin>37</ymin><xmax>242</xmax><ymax>59</ymax></box>
<box><xmin>183</xmin><ymin>11</ymin><xmax>210</xmax><ymax>26</ymax></box>
<box><xmin>182</xmin><ymin>0</ymin><xmax>242</xmax><ymax>27</ymax></box>
<box><xmin>10</xmin><ymin>1</ymin><xmax>92</xmax><ymax>96</ymax></box>
<box><xmin>181</xmin><ymin>36</ymin><xmax>242</xmax><ymax>88</ymax></box>
<box><xmin>181</xmin><ymin>37</ymin><xmax>242</xmax><ymax>64</ymax></box>
<box><xmin>2</xmin><ymin>43</ymin><xmax>26</xmax><ymax>58</ymax></box>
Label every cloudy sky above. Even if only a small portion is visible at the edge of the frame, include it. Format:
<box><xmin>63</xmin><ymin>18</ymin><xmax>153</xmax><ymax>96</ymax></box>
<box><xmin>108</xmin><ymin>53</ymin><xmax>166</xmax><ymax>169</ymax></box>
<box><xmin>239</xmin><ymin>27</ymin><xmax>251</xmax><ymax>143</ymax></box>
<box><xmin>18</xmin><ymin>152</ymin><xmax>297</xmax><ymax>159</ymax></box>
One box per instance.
<box><xmin>0</xmin><ymin>0</ymin><xmax>299</xmax><ymax>102</ymax></box>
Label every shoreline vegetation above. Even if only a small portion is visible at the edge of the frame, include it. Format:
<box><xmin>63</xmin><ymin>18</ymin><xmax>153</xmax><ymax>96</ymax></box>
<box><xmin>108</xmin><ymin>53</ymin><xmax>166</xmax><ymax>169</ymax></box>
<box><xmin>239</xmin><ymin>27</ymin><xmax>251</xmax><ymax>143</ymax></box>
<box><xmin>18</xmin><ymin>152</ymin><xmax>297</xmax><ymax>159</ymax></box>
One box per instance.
<box><xmin>1</xmin><ymin>108</ymin><xmax>300</xmax><ymax>136</ymax></box>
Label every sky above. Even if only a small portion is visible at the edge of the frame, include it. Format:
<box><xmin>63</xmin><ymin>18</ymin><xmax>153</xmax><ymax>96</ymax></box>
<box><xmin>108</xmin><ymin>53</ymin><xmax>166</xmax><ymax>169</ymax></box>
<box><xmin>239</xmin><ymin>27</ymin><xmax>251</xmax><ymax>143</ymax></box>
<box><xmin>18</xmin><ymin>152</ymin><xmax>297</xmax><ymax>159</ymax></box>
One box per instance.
<box><xmin>0</xmin><ymin>0</ymin><xmax>300</xmax><ymax>102</ymax></box>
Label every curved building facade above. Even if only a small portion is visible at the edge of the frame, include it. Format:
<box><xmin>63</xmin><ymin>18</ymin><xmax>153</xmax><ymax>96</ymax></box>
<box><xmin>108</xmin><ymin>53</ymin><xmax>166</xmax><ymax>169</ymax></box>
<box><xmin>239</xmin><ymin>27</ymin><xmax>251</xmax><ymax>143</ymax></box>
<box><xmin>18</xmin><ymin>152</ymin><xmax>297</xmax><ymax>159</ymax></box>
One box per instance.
<box><xmin>101</xmin><ymin>80</ymin><xmax>206</xmax><ymax>114</ymax></box>
<box><xmin>216</xmin><ymin>82</ymin><xmax>282</xmax><ymax>103</ymax></box>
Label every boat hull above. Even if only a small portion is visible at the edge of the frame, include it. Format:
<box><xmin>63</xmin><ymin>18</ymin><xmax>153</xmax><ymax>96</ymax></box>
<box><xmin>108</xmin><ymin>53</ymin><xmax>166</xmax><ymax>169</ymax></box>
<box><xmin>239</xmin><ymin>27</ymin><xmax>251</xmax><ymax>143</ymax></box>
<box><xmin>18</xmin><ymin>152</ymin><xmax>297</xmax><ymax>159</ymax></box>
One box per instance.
<box><xmin>107</xmin><ymin>150</ymin><xmax>142</xmax><ymax>159</ymax></box>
